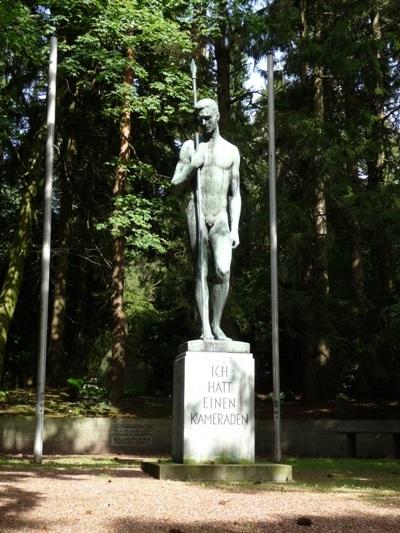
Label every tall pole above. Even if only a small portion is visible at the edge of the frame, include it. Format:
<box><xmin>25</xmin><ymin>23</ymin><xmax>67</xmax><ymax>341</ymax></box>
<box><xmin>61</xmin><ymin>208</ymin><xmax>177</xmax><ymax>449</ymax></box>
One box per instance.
<box><xmin>34</xmin><ymin>35</ymin><xmax>58</xmax><ymax>464</ymax></box>
<box><xmin>267</xmin><ymin>52</ymin><xmax>282</xmax><ymax>463</ymax></box>
<box><xmin>190</xmin><ymin>59</ymin><xmax>207</xmax><ymax>338</ymax></box>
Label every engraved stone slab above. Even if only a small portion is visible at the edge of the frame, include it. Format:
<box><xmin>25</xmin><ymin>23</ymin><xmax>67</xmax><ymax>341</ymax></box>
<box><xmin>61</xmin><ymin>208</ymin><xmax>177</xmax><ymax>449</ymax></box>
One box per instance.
<box><xmin>172</xmin><ymin>350</ymin><xmax>254</xmax><ymax>464</ymax></box>
<box><xmin>111</xmin><ymin>423</ymin><xmax>153</xmax><ymax>447</ymax></box>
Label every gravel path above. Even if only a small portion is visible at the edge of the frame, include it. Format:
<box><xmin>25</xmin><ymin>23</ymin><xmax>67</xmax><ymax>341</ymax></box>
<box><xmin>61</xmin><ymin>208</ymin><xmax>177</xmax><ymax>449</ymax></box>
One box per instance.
<box><xmin>1</xmin><ymin>459</ymin><xmax>399</xmax><ymax>532</ymax></box>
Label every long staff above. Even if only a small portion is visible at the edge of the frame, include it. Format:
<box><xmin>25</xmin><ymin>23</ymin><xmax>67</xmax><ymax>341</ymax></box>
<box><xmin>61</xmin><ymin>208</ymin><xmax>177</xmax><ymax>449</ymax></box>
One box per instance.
<box><xmin>190</xmin><ymin>59</ymin><xmax>207</xmax><ymax>338</ymax></box>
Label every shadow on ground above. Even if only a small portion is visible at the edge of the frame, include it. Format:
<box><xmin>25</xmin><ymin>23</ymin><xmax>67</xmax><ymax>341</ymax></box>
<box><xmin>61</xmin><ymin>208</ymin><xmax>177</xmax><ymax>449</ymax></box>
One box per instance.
<box><xmin>111</xmin><ymin>515</ymin><xmax>400</xmax><ymax>532</ymax></box>
<box><xmin>0</xmin><ymin>483</ymin><xmax>47</xmax><ymax>531</ymax></box>
<box><xmin>1</xmin><ymin>465</ymin><xmax>399</xmax><ymax>532</ymax></box>
<box><xmin>0</xmin><ymin>467</ymin><xmax>147</xmax><ymax>531</ymax></box>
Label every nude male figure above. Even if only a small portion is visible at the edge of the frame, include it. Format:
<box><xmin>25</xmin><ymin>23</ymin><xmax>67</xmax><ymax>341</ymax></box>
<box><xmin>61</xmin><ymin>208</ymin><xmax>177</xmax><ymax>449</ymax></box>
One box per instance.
<box><xmin>172</xmin><ymin>98</ymin><xmax>241</xmax><ymax>340</ymax></box>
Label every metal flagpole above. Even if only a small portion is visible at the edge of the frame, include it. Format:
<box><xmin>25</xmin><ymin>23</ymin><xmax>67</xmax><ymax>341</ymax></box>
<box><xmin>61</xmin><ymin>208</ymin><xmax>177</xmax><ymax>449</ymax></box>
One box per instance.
<box><xmin>267</xmin><ymin>52</ymin><xmax>282</xmax><ymax>463</ymax></box>
<box><xmin>33</xmin><ymin>35</ymin><xmax>58</xmax><ymax>464</ymax></box>
<box><xmin>190</xmin><ymin>59</ymin><xmax>207</xmax><ymax>338</ymax></box>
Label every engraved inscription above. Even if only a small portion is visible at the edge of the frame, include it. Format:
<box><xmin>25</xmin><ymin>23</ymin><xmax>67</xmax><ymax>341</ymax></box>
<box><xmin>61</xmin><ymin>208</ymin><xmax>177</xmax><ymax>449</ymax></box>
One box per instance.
<box><xmin>111</xmin><ymin>424</ymin><xmax>153</xmax><ymax>447</ymax></box>
<box><xmin>190</xmin><ymin>363</ymin><xmax>249</xmax><ymax>426</ymax></box>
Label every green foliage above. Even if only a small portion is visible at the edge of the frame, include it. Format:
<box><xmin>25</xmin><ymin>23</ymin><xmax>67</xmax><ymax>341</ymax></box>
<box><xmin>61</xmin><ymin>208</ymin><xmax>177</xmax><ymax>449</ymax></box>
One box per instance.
<box><xmin>98</xmin><ymin>194</ymin><xmax>167</xmax><ymax>254</ymax></box>
<box><xmin>55</xmin><ymin>0</ymin><xmax>192</xmax><ymax>118</ymax></box>
<box><xmin>66</xmin><ymin>377</ymin><xmax>85</xmax><ymax>400</ymax></box>
<box><xmin>1</xmin><ymin>0</ymin><xmax>400</xmax><ymax>402</ymax></box>
<box><xmin>66</xmin><ymin>376</ymin><xmax>106</xmax><ymax>401</ymax></box>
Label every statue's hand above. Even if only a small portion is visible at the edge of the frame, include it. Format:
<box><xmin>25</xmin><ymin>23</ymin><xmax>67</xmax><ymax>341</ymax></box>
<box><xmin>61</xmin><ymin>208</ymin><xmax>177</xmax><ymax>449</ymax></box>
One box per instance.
<box><xmin>190</xmin><ymin>151</ymin><xmax>205</xmax><ymax>170</ymax></box>
<box><xmin>230</xmin><ymin>231</ymin><xmax>240</xmax><ymax>249</ymax></box>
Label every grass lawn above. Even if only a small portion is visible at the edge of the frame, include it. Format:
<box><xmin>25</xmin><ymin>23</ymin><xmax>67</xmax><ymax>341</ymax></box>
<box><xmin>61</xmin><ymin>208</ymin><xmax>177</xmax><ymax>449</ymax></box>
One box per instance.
<box><xmin>0</xmin><ymin>455</ymin><xmax>399</xmax><ymax>497</ymax></box>
<box><xmin>207</xmin><ymin>457</ymin><xmax>400</xmax><ymax>507</ymax></box>
<box><xmin>287</xmin><ymin>457</ymin><xmax>400</xmax><ymax>493</ymax></box>
<box><xmin>0</xmin><ymin>455</ymin><xmax>143</xmax><ymax>469</ymax></box>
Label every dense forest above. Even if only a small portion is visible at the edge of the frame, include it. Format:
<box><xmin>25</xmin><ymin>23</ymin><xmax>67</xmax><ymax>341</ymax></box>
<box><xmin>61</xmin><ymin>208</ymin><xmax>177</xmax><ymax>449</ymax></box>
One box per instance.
<box><xmin>1</xmin><ymin>0</ymin><xmax>399</xmax><ymax>404</ymax></box>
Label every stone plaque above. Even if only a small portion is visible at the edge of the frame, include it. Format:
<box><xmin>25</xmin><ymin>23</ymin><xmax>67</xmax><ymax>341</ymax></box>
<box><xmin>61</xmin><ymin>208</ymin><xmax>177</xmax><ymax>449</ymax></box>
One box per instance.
<box><xmin>111</xmin><ymin>424</ymin><xmax>153</xmax><ymax>447</ymax></box>
<box><xmin>172</xmin><ymin>350</ymin><xmax>254</xmax><ymax>464</ymax></box>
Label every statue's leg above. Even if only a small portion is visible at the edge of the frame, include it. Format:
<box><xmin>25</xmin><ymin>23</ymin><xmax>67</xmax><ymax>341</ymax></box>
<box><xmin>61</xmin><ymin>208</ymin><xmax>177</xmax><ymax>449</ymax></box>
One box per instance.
<box><xmin>209</xmin><ymin>217</ymin><xmax>232</xmax><ymax>340</ymax></box>
<box><xmin>187</xmin><ymin>203</ymin><xmax>213</xmax><ymax>339</ymax></box>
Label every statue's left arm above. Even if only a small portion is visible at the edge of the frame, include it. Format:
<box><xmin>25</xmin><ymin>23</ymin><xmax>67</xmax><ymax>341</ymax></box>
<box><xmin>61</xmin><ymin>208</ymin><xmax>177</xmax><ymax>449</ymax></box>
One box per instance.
<box><xmin>229</xmin><ymin>146</ymin><xmax>241</xmax><ymax>249</ymax></box>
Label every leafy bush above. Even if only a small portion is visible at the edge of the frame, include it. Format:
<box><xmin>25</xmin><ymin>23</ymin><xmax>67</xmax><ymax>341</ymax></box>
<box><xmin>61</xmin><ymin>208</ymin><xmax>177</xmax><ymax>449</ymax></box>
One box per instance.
<box><xmin>66</xmin><ymin>377</ymin><xmax>106</xmax><ymax>402</ymax></box>
<box><xmin>66</xmin><ymin>377</ymin><xmax>84</xmax><ymax>401</ymax></box>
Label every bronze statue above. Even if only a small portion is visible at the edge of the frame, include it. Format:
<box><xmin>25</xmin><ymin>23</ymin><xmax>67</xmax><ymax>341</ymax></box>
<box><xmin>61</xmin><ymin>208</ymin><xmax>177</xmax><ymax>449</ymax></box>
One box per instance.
<box><xmin>172</xmin><ymin>98</ymin><xmax>241</xmax><ymax>340</ymax></box>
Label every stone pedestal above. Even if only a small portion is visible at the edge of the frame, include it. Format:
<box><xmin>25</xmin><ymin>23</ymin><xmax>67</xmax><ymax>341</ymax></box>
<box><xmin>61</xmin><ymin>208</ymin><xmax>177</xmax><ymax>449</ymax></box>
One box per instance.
<box><xmin>172</xmin><ymin>340</ymin><xmax>254</xmax><ymax>464</ymax></box>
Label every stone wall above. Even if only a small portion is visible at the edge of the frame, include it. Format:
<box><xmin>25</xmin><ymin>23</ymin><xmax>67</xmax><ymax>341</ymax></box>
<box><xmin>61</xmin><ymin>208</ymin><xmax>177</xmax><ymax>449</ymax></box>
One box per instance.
<box><xmin>1</xmin><ymin>417</ymin><xmax>398</xmax><ymax>458</ymax></box>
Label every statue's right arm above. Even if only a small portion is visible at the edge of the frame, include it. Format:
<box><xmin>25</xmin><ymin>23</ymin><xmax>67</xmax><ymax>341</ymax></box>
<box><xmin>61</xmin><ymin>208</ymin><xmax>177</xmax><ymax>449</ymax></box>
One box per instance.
<box><xmin>171</xmin><ymin>140</ymin><xmax>196</xmax><ymax>191</ymax></box>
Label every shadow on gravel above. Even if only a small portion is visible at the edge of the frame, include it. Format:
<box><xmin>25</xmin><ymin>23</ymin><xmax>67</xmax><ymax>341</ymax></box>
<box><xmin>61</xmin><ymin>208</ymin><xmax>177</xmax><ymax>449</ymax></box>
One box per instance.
<box><xmin>0</xmin><ymin>467</ymin><xmax>146</xmax><ymax>531</ymax></box>
<box><xmin>0</xmin><ymin>484</ymin><xmax>48</xmax><ymax>531</ymax></box>
<box><xmin>111</xmin><ymin>514</ymin><xmax>400</xmax><ymax>532</ymax></box>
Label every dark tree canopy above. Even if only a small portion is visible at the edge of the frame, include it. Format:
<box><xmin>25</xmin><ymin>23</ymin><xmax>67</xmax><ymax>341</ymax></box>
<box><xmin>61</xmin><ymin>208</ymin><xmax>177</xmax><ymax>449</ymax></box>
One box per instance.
<box><xmin>1</xmin><ymin>0</ymin><xmax>399</xmax><ymax>403</ymax></box>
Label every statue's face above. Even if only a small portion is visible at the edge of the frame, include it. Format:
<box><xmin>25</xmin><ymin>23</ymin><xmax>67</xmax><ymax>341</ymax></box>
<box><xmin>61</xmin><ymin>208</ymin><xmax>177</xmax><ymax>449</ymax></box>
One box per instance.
<box><xmin>197</xmin><ymin>106</ymin><xmax>219</xmax><ymax>136</ymax></box>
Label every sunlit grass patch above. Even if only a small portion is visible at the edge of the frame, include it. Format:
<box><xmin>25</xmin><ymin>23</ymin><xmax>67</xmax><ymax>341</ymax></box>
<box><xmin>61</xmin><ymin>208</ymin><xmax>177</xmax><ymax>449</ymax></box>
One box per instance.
<box><xmin>204</xmin><ymin>456</ymin><xmax>400</xmax><ymax>508</ymax></box>
<box><xmin>0</xmin><ymin>454</ymin><xmax>146</xmax><ymax>469</ymax></box>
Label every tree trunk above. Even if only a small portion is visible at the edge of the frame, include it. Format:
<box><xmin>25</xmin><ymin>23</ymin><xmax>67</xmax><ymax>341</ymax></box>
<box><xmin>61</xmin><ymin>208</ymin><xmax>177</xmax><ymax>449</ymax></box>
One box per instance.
<box><xmin>47</xmin><ymin>137</ymin><xmax>75</xmax><ymax>385</ymax></box>
<box><xmin>0</xmin><ymin>146</ymin><xmax>43</xmax><ymax>376</ymax></box>
<box><xmin>367</xmin><ymin>10</ymin><xmax>385</xmax><ymax>188</ymax></box>
<box><xmin>302</xmin><ymin>321</ymin><xmax>316</xmax><ymax>402</ymax></box>
<box><xmin>350</xmin><ymin>215</ymin><xmax>365</xmax><ymax>300</ymax></box>
<box><xmin>348</xmin><ymin>164</ymin><xmax>365</xmax><ymax>301</ymax></box>
<box><xmin>343</xmin><ymin>78</ymin><xmax>366</xmax><ymax>303</ymax></box>
<box><xmin>191</xmin><ymin>1</ymin><xmax>208</xmax><ymax>69</ymax></box>
<box><xmin>367</xmin><ymin>10</ymin><xmax>392</xmax><ymax>300</ymax></box>
<box><xmin>109</xmin><ymin>47</ymin><xmax>134</xmax><ymax>403</ymax></box>
<box><xmin>298</xmin><ymin>1</ymin><xmax>333</xmax><ymax>400</ymax></box>
<box><xmin>214</xmin><ymin>0</ymin><xmax>231</xmax><ymax>132</ymax></box>
<box><xmin>70</xmin><ymin>256</ymin><xmax>90</xmax><ymax>376</ymax></box>
<box><xmin>313</xmin><ymin>58</ymin><xmax>332</xmax><ymax>398</ymax></box>
<box><xmin>298</xmin><ymin>0</ymin><xmax>316</xmax><ymax>401</ymax></box>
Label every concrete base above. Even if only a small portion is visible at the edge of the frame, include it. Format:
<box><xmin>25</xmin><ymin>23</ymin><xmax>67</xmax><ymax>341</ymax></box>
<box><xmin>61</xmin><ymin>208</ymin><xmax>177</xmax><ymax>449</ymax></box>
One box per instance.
<box><xmin>178</xmin><ymin>339</ymin><xmax>250</xmax><ymax>354</ymax></box>
<box><xmin>172</xmin><ymin>343</ymin><xmax>254</xmax><ymax>464</ymax></box>
<box><xmin>141</xmin><ymin>461</ymin><xmax>292</xmax><ymax>482</ymax></box>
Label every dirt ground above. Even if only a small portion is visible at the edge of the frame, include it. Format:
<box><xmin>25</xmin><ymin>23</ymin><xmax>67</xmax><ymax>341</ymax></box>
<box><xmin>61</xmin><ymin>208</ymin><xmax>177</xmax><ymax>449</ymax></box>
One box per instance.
<box><xmin>1</xmin><ymin>457</ymin><xmax>399</xmax><ymax>533</ymax></box>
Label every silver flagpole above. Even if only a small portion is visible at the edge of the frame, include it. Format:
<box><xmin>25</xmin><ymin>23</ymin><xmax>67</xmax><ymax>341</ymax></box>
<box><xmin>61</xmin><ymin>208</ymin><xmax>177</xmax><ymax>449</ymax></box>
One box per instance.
<box><xmin>190</xmin><ymin>59</ymin><xmax>207</xmax><ymax>338</ymax></box>
<box><xmin>34</xmin><ymin>35</ymin><xmax>58</xmax><ymax>464</ymax></box>
<box><xmin>267</xmin><ymin>52</ymin><xmax>282</xmax><ymax>463</ymax></box>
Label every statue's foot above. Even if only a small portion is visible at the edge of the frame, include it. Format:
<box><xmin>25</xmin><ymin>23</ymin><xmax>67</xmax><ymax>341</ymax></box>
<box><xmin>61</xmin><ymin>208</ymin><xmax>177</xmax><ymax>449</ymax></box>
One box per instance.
<box><xmin>211</xmin><ymin>325</ymin><xmax>231</xmax><ymax>341</ymax></box>
<box><xmin>201</xmin><ymin>328</ymin><xmax>214</xmax><ymax>340</ymax></box>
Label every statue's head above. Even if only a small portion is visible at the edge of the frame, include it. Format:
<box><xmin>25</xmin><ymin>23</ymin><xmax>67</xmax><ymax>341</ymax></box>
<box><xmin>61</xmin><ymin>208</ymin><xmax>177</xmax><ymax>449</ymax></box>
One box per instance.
<box><xmin>195</xmin><ymin>98</ymin><xmax>219</xmax><ymax>136</ymax></box>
